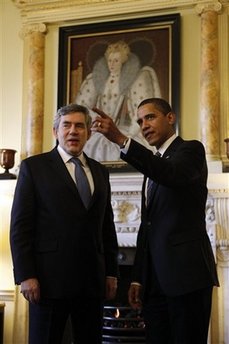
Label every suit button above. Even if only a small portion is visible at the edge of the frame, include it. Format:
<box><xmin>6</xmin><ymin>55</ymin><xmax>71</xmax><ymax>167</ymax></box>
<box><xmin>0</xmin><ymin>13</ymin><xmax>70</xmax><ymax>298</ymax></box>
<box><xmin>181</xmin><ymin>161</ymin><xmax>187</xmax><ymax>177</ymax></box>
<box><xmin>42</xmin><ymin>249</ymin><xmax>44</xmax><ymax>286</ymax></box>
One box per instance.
<box><xmin>147</xmin><ymin>221</ymin><xmax>151</xmax><ymax>226</ymax></box>
<box><xmin>117</xmin><ymin>251</ymin><xmax>126</xmax><ymax>264</ymax></box>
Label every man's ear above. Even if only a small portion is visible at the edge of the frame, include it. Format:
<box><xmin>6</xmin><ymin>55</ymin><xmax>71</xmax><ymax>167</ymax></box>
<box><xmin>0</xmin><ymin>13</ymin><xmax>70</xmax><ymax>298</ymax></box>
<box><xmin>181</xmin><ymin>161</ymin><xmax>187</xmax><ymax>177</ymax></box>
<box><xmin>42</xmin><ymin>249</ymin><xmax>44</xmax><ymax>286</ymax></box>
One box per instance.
<box><xmin>53</xmin><ymin>128</ymin><xmax>58</xmax><ymax>139</ymax></box>
<box><xmin>167</xmin><ymin>112</ymin><xmax>176</xmax><ymax>125</ymax></box>
<box><xmin>87</xmin><ymin>128</ymin><xmax>92</xmax><ymax>141</ymax></box>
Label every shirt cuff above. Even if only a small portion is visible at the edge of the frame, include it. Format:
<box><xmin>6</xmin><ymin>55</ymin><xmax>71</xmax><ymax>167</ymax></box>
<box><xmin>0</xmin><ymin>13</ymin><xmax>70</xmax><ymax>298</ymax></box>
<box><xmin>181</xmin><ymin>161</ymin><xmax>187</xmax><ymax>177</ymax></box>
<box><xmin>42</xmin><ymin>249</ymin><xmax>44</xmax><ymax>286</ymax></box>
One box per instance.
<box><xmin>131</xmin><ymin>281</ymin><xmax>142</xmax><ymax>287</ymax></box>
<box><xmin>120</xmin><ymin>137</ymin><xmax>131</xmax><ymax>154</ymax></box>
<box><xmin>106</xmin><ymin>276</ymin><xmax>118</xmax><ymax>280</ymax></box>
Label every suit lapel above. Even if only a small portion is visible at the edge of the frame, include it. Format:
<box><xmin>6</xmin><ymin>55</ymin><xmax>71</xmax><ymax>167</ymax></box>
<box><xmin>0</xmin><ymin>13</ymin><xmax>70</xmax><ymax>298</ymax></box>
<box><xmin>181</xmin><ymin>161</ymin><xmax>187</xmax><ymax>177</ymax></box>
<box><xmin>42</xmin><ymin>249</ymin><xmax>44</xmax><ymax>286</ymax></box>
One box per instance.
<box><xmin>85</xmin><ymin>156</ymin><xmax>103</xmax><ymax>205</ymax></box>
<box><xmin>47</xmin><ymin>148</ymin><xmax>78</xmax><ymax>194</ymax></box>
<box><xmin>163</xmin><ymin>136</ymin><xmax>184</xmax><ymax>159</ymax></box>
<box><xmin>143</xmin><ymin>175</ymin><xmax>159</xmax><ymax>211</ymax></box>
<box><xmin>146</xmin><ymin>137</ymin><xmax>184</xmax><ymax>209</ymax></box>
<box><xmin>147</xmin><ymin>180</ymin><xmax>160</xmax><ymax>210</ymax></box>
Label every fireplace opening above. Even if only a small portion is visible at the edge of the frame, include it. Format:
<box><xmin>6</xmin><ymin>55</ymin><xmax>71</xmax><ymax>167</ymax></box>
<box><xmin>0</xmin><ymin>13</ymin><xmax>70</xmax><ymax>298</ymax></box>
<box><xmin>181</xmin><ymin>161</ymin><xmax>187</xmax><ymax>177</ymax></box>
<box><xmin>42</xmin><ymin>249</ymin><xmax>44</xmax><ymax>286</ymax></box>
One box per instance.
<box><xmin>102</xmin><ymin>247</ymin><xmax>146</xmax><ymax>343</ymax></box>
<box><xmin>103</xmin><ymin>305</ymin><xmax>145</xmax><ymax>343</ymax></box>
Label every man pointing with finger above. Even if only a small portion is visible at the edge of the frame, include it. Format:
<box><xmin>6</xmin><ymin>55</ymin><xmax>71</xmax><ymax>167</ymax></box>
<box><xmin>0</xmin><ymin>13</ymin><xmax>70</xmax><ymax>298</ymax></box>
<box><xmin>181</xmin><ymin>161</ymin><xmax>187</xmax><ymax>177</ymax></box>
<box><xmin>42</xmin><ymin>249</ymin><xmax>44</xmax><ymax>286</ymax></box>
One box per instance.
<box><xmin>91</xmin><ymin>97</ymin><xmax>219</xmax><ymax>344</ymax></box>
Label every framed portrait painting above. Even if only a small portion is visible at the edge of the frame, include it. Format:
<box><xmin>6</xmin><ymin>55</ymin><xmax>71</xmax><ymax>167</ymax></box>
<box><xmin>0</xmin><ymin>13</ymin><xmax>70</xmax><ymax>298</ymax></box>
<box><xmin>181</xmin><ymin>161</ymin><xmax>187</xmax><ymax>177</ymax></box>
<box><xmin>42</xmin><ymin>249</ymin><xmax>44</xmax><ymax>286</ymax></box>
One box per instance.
<box><xmin>58</xmin><ymin>13</ymin><xmax>180</xmax><ymax>172</ymax></box>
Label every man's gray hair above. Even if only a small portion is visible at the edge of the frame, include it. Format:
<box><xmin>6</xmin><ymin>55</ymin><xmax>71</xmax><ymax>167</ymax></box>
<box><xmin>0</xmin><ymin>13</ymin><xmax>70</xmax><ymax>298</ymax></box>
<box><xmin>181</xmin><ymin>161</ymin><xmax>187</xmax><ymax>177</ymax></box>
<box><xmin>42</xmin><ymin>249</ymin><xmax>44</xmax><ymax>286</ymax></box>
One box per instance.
<box><xmin>53</xmin><ymin>104</ymin><xmax>92</xmax><ymax>130</ymax></box>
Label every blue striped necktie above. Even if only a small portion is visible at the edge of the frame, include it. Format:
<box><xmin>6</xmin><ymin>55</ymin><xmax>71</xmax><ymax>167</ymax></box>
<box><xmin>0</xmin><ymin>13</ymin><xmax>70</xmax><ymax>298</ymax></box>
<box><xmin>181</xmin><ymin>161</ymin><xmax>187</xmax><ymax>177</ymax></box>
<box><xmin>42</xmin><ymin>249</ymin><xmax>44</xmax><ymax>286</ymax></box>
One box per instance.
<box><xmin>147</xmin><ymin>151</ymin><xmax>161</xmax><ymax>206</ymax></box>
<box><xmin>71</xmin><ymin>157</ymin><xmax>91</xmax><ymax>208</ymax></box>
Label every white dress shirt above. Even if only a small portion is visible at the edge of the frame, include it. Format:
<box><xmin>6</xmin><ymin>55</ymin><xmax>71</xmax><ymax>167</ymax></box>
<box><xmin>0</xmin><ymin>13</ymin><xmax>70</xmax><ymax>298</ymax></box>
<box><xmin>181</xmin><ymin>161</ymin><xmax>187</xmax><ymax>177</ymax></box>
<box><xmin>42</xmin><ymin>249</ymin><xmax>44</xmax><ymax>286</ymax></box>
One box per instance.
<box><xmin>57</xmin><ymin>145</ymin><xmax>94</xmax><ymax>194</ymax></box>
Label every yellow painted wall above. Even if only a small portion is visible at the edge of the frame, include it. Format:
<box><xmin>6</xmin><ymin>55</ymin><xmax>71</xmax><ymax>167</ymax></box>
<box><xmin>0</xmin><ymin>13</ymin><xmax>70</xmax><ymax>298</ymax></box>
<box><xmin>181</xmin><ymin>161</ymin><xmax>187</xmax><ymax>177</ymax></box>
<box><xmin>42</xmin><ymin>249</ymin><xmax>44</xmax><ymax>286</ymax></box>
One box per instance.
<box><xmin>0</xmin><ymin>2</ymin><xmax>23</xmax><ymax>341</ymax></box>
<box><xmin>0</xmin><ymin>0</ymin><xmax>23</xmax><ymax>173</ymax></box>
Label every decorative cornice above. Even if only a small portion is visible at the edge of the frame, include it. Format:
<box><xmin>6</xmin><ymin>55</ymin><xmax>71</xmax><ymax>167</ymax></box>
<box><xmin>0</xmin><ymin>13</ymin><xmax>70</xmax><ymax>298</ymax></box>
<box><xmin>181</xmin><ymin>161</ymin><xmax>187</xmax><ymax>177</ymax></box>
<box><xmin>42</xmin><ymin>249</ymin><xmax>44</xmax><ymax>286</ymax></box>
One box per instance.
<box><xmin>11</xmin><ymin>0</ymin><xmax>229</xmax><ymax>25</ymax></box>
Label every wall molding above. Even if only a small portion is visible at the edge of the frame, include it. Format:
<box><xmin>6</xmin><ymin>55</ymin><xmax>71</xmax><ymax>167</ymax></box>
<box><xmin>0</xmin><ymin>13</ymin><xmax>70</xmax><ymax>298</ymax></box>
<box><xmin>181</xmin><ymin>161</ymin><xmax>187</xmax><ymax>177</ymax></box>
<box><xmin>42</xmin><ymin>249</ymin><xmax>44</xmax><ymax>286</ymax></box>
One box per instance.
<box><xmin>12</xmin><ymin>0</ymin><xmax>229</xmax><ymax>25</ymax></box>
<box><xmin>0</xmin><ymin>289</ymin><xmax>14</xmax><ymax>302</ymax></box>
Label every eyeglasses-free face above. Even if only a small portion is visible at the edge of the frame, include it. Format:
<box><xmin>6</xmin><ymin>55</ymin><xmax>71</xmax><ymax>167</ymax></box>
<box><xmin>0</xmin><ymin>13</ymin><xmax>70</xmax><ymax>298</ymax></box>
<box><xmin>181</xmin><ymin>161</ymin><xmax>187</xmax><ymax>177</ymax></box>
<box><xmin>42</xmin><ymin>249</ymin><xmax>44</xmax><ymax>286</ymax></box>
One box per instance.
<box><xmin>137</xmin><ymin>103</ymin><xmax>176</xmax><ymax>149</ymax></box>
<box><xmin>53</xmin><ymin>112</ymin><xmax>91</xmax><ymax>157</ymax></box>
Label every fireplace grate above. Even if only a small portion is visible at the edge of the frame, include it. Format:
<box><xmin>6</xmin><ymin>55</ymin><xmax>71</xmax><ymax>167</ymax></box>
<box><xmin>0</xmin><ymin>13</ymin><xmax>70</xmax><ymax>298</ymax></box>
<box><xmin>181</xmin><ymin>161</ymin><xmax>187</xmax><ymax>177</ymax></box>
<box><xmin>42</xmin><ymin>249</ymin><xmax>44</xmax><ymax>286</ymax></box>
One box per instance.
<box><xmin>102</xmin><ymin>306</ymin><xmax>145</xmax><ymax>343</ymax></box>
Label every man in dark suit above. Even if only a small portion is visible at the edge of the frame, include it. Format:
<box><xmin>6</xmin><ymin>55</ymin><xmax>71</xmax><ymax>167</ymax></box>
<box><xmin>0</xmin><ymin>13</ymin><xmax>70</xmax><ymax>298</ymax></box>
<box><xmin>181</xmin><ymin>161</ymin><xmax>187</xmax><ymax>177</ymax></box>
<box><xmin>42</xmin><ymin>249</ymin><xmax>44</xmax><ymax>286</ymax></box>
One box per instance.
<box><xmin>91</xmin><ymin>98</ymin><xmax>219</xmax><ymax>344</ymax></box>
<box><xmin>10</xmin><ymin>104</ymin><xmax>119</xmax><ymax>344</ymax></box>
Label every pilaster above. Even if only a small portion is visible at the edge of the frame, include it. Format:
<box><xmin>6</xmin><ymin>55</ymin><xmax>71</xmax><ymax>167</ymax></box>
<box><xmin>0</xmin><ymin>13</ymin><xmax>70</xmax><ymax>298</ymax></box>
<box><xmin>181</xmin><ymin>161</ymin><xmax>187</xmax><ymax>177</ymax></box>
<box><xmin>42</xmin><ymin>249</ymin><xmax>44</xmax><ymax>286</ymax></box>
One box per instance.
<box><xmin>20</xmin><ymin>23</ymin><xmax>47</xmax><ymax>158</ymax></box>
<box><xmin>196</xmin><ymin>2</ymin><xmax>222</xmax><ymax>166</ymax></box>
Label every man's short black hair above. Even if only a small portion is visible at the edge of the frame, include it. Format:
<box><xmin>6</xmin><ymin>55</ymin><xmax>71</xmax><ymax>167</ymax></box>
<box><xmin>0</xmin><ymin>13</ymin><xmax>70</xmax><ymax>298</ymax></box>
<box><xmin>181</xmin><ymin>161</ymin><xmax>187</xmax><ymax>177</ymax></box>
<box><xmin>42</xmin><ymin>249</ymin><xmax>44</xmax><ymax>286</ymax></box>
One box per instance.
<box><xmin>138</xmin><ymin>98</ymin><xmax>173</xmax><ymax>115</ymax></box>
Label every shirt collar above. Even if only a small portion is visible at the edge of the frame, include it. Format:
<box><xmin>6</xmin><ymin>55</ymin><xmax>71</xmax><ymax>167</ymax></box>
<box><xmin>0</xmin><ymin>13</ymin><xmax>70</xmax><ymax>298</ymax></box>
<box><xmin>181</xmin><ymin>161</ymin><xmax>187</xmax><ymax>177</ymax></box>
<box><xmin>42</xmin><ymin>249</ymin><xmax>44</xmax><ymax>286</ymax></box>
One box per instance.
<box><xmin>157</xmin><ymin>134</ymin><xmax>177</xmax><ymax>156</ymax></box>
<box><xmin>57</xmin><ymin>145</ymin><xmax>86</xmax><ymax>166</ymax></box>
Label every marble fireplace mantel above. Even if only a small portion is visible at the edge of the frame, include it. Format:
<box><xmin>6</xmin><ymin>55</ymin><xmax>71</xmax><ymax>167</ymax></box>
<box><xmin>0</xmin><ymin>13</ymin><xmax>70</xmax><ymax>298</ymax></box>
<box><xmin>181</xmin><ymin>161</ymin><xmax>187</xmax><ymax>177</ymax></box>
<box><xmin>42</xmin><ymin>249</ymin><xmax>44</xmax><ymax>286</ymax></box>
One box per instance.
<box><xmin>110</xmin><ymin>172</ymin><xmax>143</xmax><ymax>247</ymax></box>
<box><xmin>110</xmin><ymin>172</ymin><xmax>229</xmax><ymax>249</ymax></box>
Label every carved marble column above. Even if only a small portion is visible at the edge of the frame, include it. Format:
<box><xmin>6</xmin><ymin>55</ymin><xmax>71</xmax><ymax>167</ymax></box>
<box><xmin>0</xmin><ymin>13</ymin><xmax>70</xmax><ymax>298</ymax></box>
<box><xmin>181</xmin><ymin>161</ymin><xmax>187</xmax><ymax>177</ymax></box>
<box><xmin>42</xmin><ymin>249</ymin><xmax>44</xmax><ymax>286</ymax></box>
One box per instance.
<box><xmin>20</xmin><ymin>24</ymin><xmax>47</xmax><ymax>158</ymax></box>
<box><xmin>196</xmin><ymin>2</ymin><xmax>222</xmax><ymax>163</ymax></box>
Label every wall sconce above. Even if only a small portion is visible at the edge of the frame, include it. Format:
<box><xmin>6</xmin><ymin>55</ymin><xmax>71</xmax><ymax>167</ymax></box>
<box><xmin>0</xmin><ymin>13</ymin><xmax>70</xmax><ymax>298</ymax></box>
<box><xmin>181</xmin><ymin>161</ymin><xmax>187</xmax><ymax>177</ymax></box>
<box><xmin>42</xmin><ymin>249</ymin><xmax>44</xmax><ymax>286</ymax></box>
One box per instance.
<box><xmin>0</xmin><ymin>149</ymin><xmax>17</xmax><ymax>180</ymax></box>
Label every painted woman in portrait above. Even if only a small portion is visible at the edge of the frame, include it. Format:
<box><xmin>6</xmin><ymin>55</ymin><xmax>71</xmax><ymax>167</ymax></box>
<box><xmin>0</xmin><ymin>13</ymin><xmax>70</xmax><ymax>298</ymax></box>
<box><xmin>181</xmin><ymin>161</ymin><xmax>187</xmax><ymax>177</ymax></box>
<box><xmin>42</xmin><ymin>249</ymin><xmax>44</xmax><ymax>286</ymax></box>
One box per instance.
<box><xmin>76</xmin><ymin>40</ymin><xmax>161</xmax><ymax>161</ymax></box>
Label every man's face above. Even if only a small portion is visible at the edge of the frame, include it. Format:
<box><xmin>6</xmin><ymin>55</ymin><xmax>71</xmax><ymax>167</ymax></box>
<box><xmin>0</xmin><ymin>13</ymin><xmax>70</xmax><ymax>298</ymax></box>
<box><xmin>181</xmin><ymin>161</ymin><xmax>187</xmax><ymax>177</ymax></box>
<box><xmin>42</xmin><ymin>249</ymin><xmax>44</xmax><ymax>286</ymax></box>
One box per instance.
<box><xmin>137</xmin><ymin>103</ymin><xmax>175</xmax><ymax>149</ymax></box>
<box><xmin>53</xmin><ymin>112</ymin><xmax>91</xmax><ymax>156</ymax></box>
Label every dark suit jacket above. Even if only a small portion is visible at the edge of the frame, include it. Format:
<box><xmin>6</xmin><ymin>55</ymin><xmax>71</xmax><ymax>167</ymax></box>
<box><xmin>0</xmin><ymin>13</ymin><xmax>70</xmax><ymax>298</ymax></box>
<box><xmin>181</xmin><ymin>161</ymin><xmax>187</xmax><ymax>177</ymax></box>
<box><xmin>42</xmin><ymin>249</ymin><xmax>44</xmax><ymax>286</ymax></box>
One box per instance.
<box><xmin>121</xmin><ymin>136</ymin><xmax>219</xmax><ymax>297</ymax></box>
<box><xmin>10</xmin><ymin>148</ymin><xmax>118</xmax><ymax>299</ymax></box>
